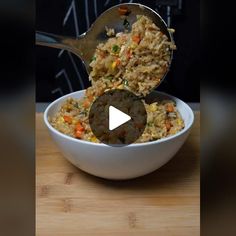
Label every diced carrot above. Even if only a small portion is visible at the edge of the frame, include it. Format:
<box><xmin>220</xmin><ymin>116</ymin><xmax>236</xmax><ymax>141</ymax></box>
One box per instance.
<box><xmin>75</xmin><ymin>130</ymin><xmax>83</xmax><ymax>139</ymax></box>
<box><xmin>166</xmin><ymin>104</ymin><xmax>174</xmax><ymax>113</ymax></box>
<box><xmin>83</xmin><ymin>99</ymin><xmax>90</xmax><ymax>108</ymax></box>
<box><xmin>126</xmin><ymin>49</ymin><xmax>132</xmax><ymax>59</ymax></box>
<box><xmin>111</xmin><ymin>58</ymin><xmax>121</xmax><ymax>69</ymax></box>
<box><xmin>118</xmin><ymin>6</ymin><xmax>129</xmax><ymax>15</ymax></box>
<box><xmin>165</xmin><ymin>120</ymin><xmax>172</xmax><ymax>131</ymax></box>
<box><xmin>75</xmin><ymin>122</ymin><xmax>84</xmax><ymax>132</ymax></box>
<box><xmin>99</xmin><ymin>51</ymin><xmax>106</xmax><ymax>58</ymax></box>
<box><xmin>87</xmin><ymin>95</ymin><xmax>93</xmax><ymax>102</ymax></box>
<box><xmin>132</xmin><ymin>35</ymin><xmax>141</xmax><ymax>44</ymax></box>
<box><xmin>63</xmin><ymin>115</ymin><xmax>72</xmax><ymax>124</ymax></box>
<box><xmin>116</xmin><ymin>58</ymin><xmax>121</xmax><ymax>66</ymax></box>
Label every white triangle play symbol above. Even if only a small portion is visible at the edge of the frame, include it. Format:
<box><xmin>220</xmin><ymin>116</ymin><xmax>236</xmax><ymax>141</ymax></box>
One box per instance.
<box><xmin>109</xmin><ymin>106</ymin><xmax>131</xmax><ymax>131</ymax></box>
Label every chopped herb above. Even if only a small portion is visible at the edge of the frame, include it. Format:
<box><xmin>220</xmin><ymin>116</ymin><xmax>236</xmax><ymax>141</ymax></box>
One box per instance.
<box><xmin>118</xmin><ymin>6</ymin><xmax>130</xmax><ymax>16</ymax></box>
<box><xmin>123</xmin><ymin>19</ymin><xmax>130</xmax><ymax>29</ymax></box>
<box><xmin>80</xmin><ymin>111</ymin><xmax>87</xmax><ymax>115</ymax></box>
<box><xmin>112</xmin><ymin>45</ymin><xmax>120</xmax><ymax>53</ymax></box>
<box><xmin>137</xmin><ymin>15</ymin><xmax>142</xmax><ymax>20</ymax></box>
<box><xmin>105</xmin><ymin>76</ymin><xmax>113</xmax><ymax>81</ymax></box>
<box><xmin>123</xmin><ymin>79</ymin><xmax>129</xmax><ymax>86</ymax></box>
<box><xmin>74</xmin><ymin>103</ymin><xmax>79</xmax><ymax>108</ymax></box>
<box><xmin>90</xmin><ymin>55</ymin><xmax>96</xmax><ymax>62</ymax></box>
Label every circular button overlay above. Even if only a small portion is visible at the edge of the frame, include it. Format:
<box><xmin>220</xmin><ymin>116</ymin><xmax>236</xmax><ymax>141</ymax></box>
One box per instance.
<box><xmin>89</xmin><ymin>89</ymin><xmax>147</xmax><ymax>147</ymax></box>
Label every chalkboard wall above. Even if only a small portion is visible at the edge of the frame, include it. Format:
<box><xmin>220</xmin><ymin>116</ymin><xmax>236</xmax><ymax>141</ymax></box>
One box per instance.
<box><xmin>36</xmin><ymin>0</ymin><xmax>199</xmax><ymax>102</ymax></box>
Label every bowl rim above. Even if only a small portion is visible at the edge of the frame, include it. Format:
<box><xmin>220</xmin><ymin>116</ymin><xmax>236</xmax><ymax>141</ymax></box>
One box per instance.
<box><xmin>44</xmin><ymin>90</ymin><xmax>194</xmax><ymax>148</ymax></box>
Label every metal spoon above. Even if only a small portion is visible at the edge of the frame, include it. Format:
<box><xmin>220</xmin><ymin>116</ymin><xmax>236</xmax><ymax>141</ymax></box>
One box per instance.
<box><xmin>36</xmin><ymin>3</ymin><xmax>173</xmax><ymax>85</ymax></box>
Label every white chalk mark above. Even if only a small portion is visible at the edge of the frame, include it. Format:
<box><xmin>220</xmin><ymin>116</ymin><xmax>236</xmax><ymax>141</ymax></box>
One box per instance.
<box><xmin>67</xmin><ymin>52</ymin><xmax>85</xmax><ymax>89</ymax></box>
<box><xmin>72</xmin><ymin>1</ymin><xmax>79</xmax><ymax>37</ymax></box>
<box><xmin>51</xmin><ymin>87</ymin><xmax>63</xmax><ymax>95</ymax></box>
<box><xmin>93</xmin><ymin>0</ymin><xmax>98</xmax><ymax>18</ymax></box>
<box><xmin>58</xmin><ymin>49</ymin><xmax>65</xmax><ymax>58</ymax></box>
<box><xmin>63</xmin><ymin>2</ymin><xmax>72</xmax><ymax>25</ymax></box>
<box><xmin>84</xmin><ymin>0</ymin><xmax>90</xmax><ymax>30</ymax></box>
<box><xmin>104</xmin><ymin>0</ymin><xmax>110</xmax><ymax>7</ymax></box>
<box><xmin>55</xmin><ymin>69</ymin><xmax>73</xmax><ymax>92</ymax></box>
<box><xmin>63</xmin><ymin>0</ymin><xmax>79</xmax><ymax>37</ymax></box>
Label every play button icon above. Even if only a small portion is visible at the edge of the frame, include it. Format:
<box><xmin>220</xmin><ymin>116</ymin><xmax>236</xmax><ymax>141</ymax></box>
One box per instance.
<box><xmin>89</xmin><ymin>89</ymin><xmax>147</xmax><ymax>146</ymax></box>
<box><xmin>109</xmin><ymin>106</ymin><xmax>131</xmax><ymax>131</ymax></box>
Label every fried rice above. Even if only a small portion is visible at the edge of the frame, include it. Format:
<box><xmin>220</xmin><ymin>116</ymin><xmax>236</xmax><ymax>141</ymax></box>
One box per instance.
<box><xmin>49</xmin><ymin>15</ymin><xmax>184</xmax><ymax>144</ymax></box>
<box><xmin>89</xmin><ymin>15</ymin><xmax>176</xmax><ymax>97</ymax></box>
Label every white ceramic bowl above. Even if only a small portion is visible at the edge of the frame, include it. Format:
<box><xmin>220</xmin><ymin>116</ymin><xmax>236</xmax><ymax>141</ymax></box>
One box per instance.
<box><xmin>44</xmin><ymin>90</ymin><xmax>194</xmax><ymax>180</ymax></box>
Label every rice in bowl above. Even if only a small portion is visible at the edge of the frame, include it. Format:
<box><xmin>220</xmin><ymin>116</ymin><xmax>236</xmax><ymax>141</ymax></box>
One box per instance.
<box><xmin>49</xmin><ymin>95</ymin><xmax>184</xmax><ymax>144</ymax></box>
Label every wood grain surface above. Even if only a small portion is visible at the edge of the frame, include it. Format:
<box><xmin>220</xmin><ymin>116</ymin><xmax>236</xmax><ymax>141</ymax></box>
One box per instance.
<box><xmin>36</xmin><ymin>112</ymin><xmax>200</xmax><ymax>236</ymax></box>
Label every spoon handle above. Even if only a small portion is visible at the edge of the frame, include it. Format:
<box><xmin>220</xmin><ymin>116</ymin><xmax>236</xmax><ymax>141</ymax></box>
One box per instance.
<box><xmin>36</xmin><ymin>31</ymin><xmax>70</xmax><ymax>49</ymax></box>
<box><xmin>36</xmin><ymin>31</ymin><xmax>86</xmax><ymax>57</ymax></box>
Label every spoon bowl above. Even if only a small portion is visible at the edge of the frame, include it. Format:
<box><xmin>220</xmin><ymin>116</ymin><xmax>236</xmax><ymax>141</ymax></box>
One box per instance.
<box><xmin>36</xmin><ymin>3</ymin><xmax>173</xmax><ymax>82</ymax></box>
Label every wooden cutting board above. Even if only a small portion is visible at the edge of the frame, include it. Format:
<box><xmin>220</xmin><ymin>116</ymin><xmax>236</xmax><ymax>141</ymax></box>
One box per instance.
<box><xmin>36</xmin><ymin>112</ymin><xmax>200</xmax><ymax>236</ymax></box>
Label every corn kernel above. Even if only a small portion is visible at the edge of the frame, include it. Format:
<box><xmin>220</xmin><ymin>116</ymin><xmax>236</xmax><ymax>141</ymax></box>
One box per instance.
<box><xmin>90</xmin><ymin>136</ymin><xmax>98</xmax><ymax>143</ymax></box>
<box><xmin>111</xmin><ymin>61</ymin><xmax>117</xmax><ymax>69</ymax></box>
<box><xmin>117</xmin><ymin>84</ymin><xmax>124</xmax><ymax>89</ymax></box>
<box><xmin>58</xmin><ymin>116</ymin><xmax>64</xmax><ymax>124</ymax></box>
<box><xmin>130</xmin><ymin>43</ymin><xmax>137</xmax><ymax>49</ymax></box>
<box><xmin>149</xmin><ymin>103</ymin><xmax>157</xmax><ymax>112</ymax></box>
<box><xmin>72</xmin><ymin>119</ymin><xmax>77</xmax><ymax>125</ymax></box>
<box><xmin>177</xmin><ymin>119</ymin><xmax>182</xmax><ymax>126</ymax></box>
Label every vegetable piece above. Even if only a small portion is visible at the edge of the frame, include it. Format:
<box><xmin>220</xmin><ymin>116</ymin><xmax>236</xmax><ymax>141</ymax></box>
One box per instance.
<box><xmin>118</xmin><ymin>6</ymin><xmax>130</xmax><ymax>15</ymax></box>
<box><xmin>117</xmin><ymin>84</ymin><xmax>124</xmax><ymax>89</ymax></box>
<box><xmin>105</xmin><ymin>26</ymin><xmax>115</xmax><ymax>36</ymax></box>
<box><xmin>132</xmin><ymin>35</ymin><xmax>141</xmax><ymax>44</ymax></box>
<box><xmin>83</xmin><ymin>99</ymin><xmax>90</xmax><ymax>108</ymax></box>
<box><xmin>75</xmin><ymin>130</ymin><xmax>83</xmax><ymax>139</ymax></box>
<box><xmin>98</xmin><ymin>51</ymin><xmax>106</xmax><ymax>58</ymax></box>
<box><xmin>63</xmin><ymin>115</ymin><xmax>72</xmax><ymax>124</ymax></box>
<box><xmin>112</xmin><ymin>45</ymin><xmax>120</xmax><ymax>53</ymax></box>
<box><xmin>111</xmin><ymin>61</ymin><xmax>116</xmax><ymax>69</ymax></box>
<box><xmin>80</xmin><ymin>111</ymin><xmax>87</xmax><ymax>115</ymax></box>
<box><xmin>90</xmin><ymin>136</ymin><xmax>97</xmax><ymax>142</ymax></box>
<box><xmin>123</xmin><ymin>79</ymin><xmax>129</xmax><ymax>86</ymax></box>
<box><xmin>149</xmin><ymin>103</ymin><xmax>157</xmax><ymax>112</ymax></box>
<box><xmin>165</xmin><ymin>119</ymin><xmax>172</xmax><ymax>131</ymax></box>
<box><xmin>123</xmin><ymin>19</ymin><xmax>130</xmax><ymax>29</ymax></box>
<box><xmin>111</xmin><ymin>59</ymin><xmax>121</xmax><ymax>69</ymax></box>
<box><xmin>87</xmin><ymin>95</ymin><xmax>93</xmax><ymax>102</ymax></box>
<box><xmin>136</xmin><ymin>15</ymin><xmax>142</xmax><ymax>20</ymax></box>
<box><xmin>75</xmin><ymin>122</ymin><xmax>84</xmax><ymax>132</ymax></box>
<box><xmin>126</xmin><ymin>48</ymin><xmax>132</xmax><ymax>59</ymax></box>
<box><xmin>130</xmin><ymin>42</ymin><xmax>137</xmax><ymax>49</ymax></box>
<box><xmin>166</xmin><ymin>104</ymin><xmax>174</xmax><ymax>113</ymax></box>
<box><xmin>177</xmin><ymin>119</ymin><xmax>182</xmax><ymax>126</ymax></box>
<box><xmin>116</xmin><ymin>58</ymin><xmax>121</xmax><ymax>66</ymax></box>
<box><xmin>90</xmin><ymin>55</ymin><xmax>96</xmax><ymax>62</ymax></box>
<box><xmin>105</xmin><ymin>76</ymin><xmax>113</xmax><ymax>81</ymax></box>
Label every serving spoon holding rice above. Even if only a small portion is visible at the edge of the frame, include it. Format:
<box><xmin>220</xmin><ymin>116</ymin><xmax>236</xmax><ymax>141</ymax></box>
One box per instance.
<box><xmin>36</xmin><ymin>3</ymin><xmax>174</xmax><ymax>94</ymax></box>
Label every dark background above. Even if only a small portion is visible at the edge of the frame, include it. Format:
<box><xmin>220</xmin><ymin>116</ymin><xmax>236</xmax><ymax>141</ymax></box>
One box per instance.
<box><xmin>36</xmin><ymin>0</ymin><xmax>199</xmax><ymax>102</ymax></box>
